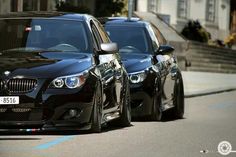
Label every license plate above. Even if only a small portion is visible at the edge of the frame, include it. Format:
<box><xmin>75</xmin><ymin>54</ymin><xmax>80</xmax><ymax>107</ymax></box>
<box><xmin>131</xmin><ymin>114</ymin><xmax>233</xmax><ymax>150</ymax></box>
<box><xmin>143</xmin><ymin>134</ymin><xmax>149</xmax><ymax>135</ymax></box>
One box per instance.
<box><xmin>0</xmin><ymin>96</ymin><xmax>19</xmax><ymax>105</ymax></box>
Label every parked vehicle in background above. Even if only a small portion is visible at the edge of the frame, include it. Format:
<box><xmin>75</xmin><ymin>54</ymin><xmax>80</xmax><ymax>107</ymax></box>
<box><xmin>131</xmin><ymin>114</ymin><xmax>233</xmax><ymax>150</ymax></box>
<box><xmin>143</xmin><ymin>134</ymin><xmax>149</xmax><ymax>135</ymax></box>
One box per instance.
<box><xmin>101</xmin><ymin>17</ymin><xmax>184</xmax><ymax>120</ymax></box>
<box><xmin>0</xmin><ymin>12</ymin><xmax>131</xmax><ymax>133</ymax></box>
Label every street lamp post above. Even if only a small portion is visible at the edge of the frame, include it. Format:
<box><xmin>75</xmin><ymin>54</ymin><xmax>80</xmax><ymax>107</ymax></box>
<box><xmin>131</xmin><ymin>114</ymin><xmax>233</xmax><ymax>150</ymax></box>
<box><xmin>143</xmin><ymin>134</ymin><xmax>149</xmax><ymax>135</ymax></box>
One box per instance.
<box><xmin>128</xmin><ymin>0</ymin><xmax>134</xmax><ymax>20</ymax></box>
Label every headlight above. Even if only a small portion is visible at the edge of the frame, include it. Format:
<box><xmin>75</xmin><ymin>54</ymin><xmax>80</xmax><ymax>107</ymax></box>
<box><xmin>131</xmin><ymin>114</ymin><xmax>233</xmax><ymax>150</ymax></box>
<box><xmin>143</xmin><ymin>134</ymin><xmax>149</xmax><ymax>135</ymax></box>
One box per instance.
<box><xmin>129</xmin><ymin>72</ymin><xmax>147</xmax><ymax>83</ymax></box>
<box><xmin>53</xmin><ymin>78</ymin><xmax>64</xmax><ymax>88</ymax></box>
<box><xmin>65</xmin><ymin>76</ymin><xmax>80</xmax><ymax>89</ymax></box>
<box><xmin>50</xmin><ymin>72</ymin><xmax>87</xmax><ymax>89</ymax></box>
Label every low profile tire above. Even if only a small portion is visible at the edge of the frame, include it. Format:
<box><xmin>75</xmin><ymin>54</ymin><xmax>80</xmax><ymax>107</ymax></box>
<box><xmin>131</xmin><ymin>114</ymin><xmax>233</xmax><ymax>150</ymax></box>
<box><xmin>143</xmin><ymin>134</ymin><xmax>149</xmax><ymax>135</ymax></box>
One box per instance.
<box><xmin>149</xmin><ymin>80</ymin><xmax>162</xmax><ymax>121</ymax></box>
<box><xmin>112</xmin><ymin>81</ymin><xmax>131</xmax><ymax>127</ymax></box>
<box><xmin>91</xmin><ymin>81</ymin><xmax>103</xmax><ymax>133</ymax></box>
<box><xmin>170</xmin><ymin>71</ymin><xmax>185</xmax><ymax>119</ymax></box>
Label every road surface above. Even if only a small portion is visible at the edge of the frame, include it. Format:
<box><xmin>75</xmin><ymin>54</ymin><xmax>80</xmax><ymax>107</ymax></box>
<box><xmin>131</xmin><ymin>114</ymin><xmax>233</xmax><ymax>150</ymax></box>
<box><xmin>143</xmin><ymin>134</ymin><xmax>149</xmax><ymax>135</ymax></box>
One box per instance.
<box><xmin>0</xmin><ymin>91</ymin><xmax>236</xmax><ymax>157</ymax></box>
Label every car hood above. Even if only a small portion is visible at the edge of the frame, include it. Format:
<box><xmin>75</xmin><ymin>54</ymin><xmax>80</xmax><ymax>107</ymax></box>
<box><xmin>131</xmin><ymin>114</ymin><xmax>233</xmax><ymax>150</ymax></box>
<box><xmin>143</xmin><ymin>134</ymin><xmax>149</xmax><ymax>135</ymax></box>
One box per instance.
<box><xmin>121</xmin><ymin>53</ymin><xmax>152</xmax><ymax>73</ymax></box>
<box><xmin>0</xmin><ymin>50</ymin><xmax>93</xmax><ymax>78</ymax></box>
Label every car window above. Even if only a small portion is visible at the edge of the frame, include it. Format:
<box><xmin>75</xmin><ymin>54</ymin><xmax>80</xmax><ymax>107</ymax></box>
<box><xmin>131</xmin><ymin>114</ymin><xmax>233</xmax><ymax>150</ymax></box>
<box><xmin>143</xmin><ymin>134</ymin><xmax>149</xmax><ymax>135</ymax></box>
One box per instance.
<box><xmin>0</xmin><ymin>19</ymin><xmax>90</xmax><ymax>53</ymax></box>
<box><xmin>146</xmin><ymin>24</ymin><xmax>160</xmax><ymax>52</ymax></box>
<box><xmin>93</xmin><ymin>19</ymin><xmax>110</xmax><ymax>43</ymax></box>
<box><xmin>105</xmin><ymin>25</ymin><xmax>149</xmax><ymax>54</ymax></box>
<box><xmin>90</xmin><ymin>21</ymin><xmax>102</xmax><ymax>50</ymax></box>
<box><xmin>151</xmin><ymin>24</ymin><xmax>167</xmax><ymax>45</ymax></box>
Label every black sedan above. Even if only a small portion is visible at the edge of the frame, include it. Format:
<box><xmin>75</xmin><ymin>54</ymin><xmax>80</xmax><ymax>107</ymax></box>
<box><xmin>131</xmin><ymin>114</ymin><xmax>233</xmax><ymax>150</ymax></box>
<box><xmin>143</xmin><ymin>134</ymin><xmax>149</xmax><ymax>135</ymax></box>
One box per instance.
<box><xmin>0</xmin><ymin>12</ymin><xmax>131</xmax><ymax>133</ymax></box>
<box><xmin>102</xmin><ymin>17</ymin><xmax>184</xmax><ymax>120</ymax></box>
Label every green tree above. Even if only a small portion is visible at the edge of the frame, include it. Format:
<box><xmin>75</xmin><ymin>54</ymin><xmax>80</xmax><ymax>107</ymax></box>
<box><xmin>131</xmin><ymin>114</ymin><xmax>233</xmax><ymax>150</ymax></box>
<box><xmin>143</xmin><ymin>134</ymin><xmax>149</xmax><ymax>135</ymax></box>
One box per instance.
<box><xmin>95</xmin><ymin>0</ymin><xmax>125</xmax><ymax>17</ymax></box>
<box><xmin>181</xmin><ymin>20</ymin><xmax>210</xmax><ymax>43</ymax></box>
<box><xmin>56</xmin><ymin>1</ymin><xmax>90</xmax><ymax>14</ymax></box>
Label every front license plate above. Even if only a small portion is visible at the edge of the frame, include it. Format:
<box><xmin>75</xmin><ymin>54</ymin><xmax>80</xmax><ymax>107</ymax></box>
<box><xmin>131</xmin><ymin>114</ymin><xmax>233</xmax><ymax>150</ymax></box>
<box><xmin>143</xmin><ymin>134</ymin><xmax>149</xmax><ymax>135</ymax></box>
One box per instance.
<box><xmin>0</xmin><ymin>96</ymin><xmax>19</xmax><ymax>105</ymax></box>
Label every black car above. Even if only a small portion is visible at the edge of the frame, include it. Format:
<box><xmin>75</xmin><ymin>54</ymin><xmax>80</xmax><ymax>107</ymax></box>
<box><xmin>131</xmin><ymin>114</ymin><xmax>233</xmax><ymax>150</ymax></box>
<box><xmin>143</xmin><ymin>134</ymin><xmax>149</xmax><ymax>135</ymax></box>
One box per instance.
<box><xmin>102</xmin><ymin>17</ymin><xmax>184</xmax><ymax>120</ymax></box>
<box><xmin>0</xmin><ymin>12</ymin><xmax>131</xmax><ymax>133</ymax></box>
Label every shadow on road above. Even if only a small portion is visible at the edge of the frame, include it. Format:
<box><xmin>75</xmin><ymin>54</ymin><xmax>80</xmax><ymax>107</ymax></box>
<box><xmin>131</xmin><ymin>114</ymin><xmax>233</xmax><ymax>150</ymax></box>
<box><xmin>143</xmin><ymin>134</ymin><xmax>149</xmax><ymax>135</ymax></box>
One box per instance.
<box><xmin>0</xmin><ymin>137</ymin><xmax>41</xmax><ymax>140</ymax></box>
<box><xmin>0</xmin><ymin>113</ymin><xmax>186</xmax><ymax>136</ymax></box>
<box><xmin>0</xmin><ymin>124</ymin><xmax>134</xmax><ymax>136</ymax></box>
<box><xmin>132</xmin><ymin>114</ymin><xmax>186</xmax><ymax>122</ymax></box>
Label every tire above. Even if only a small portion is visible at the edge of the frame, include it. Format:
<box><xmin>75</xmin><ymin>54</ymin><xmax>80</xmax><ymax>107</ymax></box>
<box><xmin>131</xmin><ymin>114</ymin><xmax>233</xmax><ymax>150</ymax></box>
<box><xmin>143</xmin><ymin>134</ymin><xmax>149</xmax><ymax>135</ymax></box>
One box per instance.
<box><xmin>149</xmin><ymin>79</ymin><xmax>162</xmax><ymax>121</ymax></box>
<box><xmin>170</xmin><ymin>71</ymin><xmax>185</xmax><ymax>119</ymax></box>
<box><xmin>113</xmin><ymin>81</ymin><xmax>131</xmax><ymax>127</ymax></box>
<box><xmin>91</xmin><ymin>81</ymin><xmax>103</xmax><ymax>133</ymax></box>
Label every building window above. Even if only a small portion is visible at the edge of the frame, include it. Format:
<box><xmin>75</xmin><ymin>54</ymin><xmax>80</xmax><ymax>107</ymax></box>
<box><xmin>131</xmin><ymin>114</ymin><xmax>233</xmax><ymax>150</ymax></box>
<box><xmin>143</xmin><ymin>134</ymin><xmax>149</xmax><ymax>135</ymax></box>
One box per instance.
<box><xmin>206</xmin><ymin>0</ymin><xmax>216</xmax><ymax>22</ymax></box>
<box><xmin>11</xmin><ymin>0</ymin><xmax>18</xmax><ymax>12</ymax></box>
<box><xmin>40</xmin><ymin>0</ymin><xmax>48</xmax><ymax>11</ymax></box>
<box><xmin>177</xmin><ymin>0</ymin><xmax>188</xmax><ymax>19</ymax></box>
<box><xmin>148</xmin><ymin>0</ymin><xmax>157</xmax><ymax>13</ymax></box>
<box><xmin>23</xmin><ymin>0</ymin><xmax>38</xmax><ymax>11</ymax></box>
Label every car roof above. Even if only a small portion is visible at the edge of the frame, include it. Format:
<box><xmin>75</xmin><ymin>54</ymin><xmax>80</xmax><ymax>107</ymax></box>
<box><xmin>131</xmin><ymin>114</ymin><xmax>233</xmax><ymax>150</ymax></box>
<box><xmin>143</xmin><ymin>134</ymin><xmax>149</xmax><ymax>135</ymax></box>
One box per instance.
<box><xmin>0</xmin><ymin>11</ymin><xmax>93</xmax><ymax>21</ymax></box>
<box><xmin>99</xmin><ymin>17</ymin><xmax>149</xmax><ymax>27</ymax></box>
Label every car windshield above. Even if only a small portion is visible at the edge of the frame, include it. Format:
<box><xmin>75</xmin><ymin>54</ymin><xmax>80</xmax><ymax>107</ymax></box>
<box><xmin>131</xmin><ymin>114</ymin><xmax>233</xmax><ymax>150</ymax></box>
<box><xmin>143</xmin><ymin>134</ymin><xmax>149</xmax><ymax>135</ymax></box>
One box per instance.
<box><xmin>0</xmin><ymin>18</ymin><xmax>90</xmax><ymax>53</ymax></box>
<box><xmin>105</xmin><ymin>25</ymin><xmax>149</xmax><ymax>54</ymax></box>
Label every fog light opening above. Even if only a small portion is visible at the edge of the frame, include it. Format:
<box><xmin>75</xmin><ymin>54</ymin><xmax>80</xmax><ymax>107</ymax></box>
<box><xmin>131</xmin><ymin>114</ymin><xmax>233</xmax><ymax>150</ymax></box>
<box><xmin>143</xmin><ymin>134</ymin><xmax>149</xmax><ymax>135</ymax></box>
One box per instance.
<box><xmin>63</xmin><ymin>109</ymin><xmax>80</xmax><ymax>120</ymax></box>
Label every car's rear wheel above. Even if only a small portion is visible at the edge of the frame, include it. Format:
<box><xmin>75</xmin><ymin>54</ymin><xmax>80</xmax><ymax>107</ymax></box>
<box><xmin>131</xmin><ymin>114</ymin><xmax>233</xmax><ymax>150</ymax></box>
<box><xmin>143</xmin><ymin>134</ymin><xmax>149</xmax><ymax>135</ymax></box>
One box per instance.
<box><xmin>91</xmin><ymin>81</ymin><xmax>103</xmax><ymax>133</ymax></box>
<box><xmin>170</xmin><ymin>71</ymin><xmax>184</xmax><ymax>119</ymax></box>
<box><xmin>149</xmin><ymin>80</ymin><xmax>162</xmax><ymax>121</ymax></box>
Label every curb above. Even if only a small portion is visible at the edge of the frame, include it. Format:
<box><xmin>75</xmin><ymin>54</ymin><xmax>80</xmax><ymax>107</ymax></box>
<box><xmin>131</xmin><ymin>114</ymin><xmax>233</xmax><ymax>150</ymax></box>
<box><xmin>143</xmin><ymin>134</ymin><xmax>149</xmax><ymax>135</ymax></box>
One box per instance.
<box><xmin>184</xmin><ymin>88</ymin><xmax>236</xmax><ymax>98</ymax></box>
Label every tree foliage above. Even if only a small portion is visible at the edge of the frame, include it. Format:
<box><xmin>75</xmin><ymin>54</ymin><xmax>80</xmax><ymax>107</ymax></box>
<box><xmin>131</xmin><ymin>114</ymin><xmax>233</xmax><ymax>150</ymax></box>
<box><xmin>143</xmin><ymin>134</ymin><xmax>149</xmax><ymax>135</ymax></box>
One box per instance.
<box><xmin>224</xmin><ymin>33</ymin><xmax>236</xmax><ymax>48</ymax></box>
<box><xmin>56</xmin><ymin>1</ymin><xmax>90</xmax><ymax>14</ymax></box>
<box><xmin>56</xmin><ymin>0</ymin><xmax>125</xmax><ymax>17</ymax></box>
<box><xmin>181</xmin><ymin>20</ymin><xmax>210</xmax><ymax>43</ymax></box>
<box><xmin>95</xmin><ymin>0</ymin><xmax>125</xmax><ymax>17</ymax></box>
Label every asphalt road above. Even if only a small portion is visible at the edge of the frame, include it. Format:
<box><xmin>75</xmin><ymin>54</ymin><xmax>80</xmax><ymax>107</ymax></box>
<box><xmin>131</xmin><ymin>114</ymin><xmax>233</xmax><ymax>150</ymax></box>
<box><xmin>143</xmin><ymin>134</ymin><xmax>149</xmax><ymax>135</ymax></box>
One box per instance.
<box><xmin>0</xmin><ymin>91</ymin><xmax>236</xmax><ymax>157</ymax></box>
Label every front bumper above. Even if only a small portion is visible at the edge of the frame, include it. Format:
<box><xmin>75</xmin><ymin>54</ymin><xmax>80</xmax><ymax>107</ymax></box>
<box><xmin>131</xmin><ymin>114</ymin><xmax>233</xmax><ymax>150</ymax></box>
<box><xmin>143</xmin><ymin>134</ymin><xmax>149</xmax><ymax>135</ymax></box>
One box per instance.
<box><xmin>130</xmin><ymin>90</ymin><xmax>153</xmax><ymax>117</ymax></box>
<box><xmin>130</xmin><ymin>82</ymin><xmax>154</xmax><ymax>117</ymax></box>
<box><xmin>0</xmin><ymin>101</ymin><xmax>93</xmax><ymax>131</ymax></box>
<box><xmin>128</xmin><ymin>71</ymin><xmax>159</xmax><ymax>117</ymax></box>
<box><xmin>0</xmin><ymin>77</ymin><xmax>97</xmax><ymax>131</ymax></box>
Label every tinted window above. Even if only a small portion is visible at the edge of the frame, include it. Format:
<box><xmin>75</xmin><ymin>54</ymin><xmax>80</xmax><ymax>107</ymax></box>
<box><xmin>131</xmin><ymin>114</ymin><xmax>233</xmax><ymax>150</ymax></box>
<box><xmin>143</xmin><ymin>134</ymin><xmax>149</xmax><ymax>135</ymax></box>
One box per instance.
<box><xmin>0</xmin><ymin>19</ymin><xmax>91</xmax><ymax>53</ymax></box>
<box><xmin>90</xmin><ymin>21</ymin><xmax>102</xmax><ymax>50</ymax></box>
<box><xmin>105</xmin><ymin>26</ymin><xmax>149</xmax><ymax>54</ymax></box>
<box><xmin>146</xmin><ymin>24</ymin><xmax>159</xmax><ymax>51</ymax></box>
<box><xmin>151</xmin><ymin>24</ymin><xmax>167</xmax><ymax>45</ymax></box>
<box><xmin>93</xmin><ymin>19</ymin><xmax>110</xmax><ymax>43</ymax></box>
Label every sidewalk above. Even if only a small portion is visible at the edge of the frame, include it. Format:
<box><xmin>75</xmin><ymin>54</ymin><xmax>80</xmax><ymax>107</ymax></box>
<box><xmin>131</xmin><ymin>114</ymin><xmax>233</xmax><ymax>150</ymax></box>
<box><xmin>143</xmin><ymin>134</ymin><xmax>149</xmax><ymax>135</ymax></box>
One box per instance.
<box><xmin>182</xmin><ymin>71</ymin><xmax>236</xmax><ymax>97</ymax></box>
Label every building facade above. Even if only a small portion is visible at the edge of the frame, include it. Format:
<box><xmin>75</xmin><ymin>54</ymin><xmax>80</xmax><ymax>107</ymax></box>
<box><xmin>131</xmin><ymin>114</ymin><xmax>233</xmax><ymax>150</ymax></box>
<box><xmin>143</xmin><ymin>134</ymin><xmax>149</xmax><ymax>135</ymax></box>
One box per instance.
<box><xmin>0</xmin><ymin>0</ymin><xmax>96</xmax><ymax>14</ymax></box>
<box><xmin>0</xmin><ymin>0</ymin><xmax>57</xmax><ymax>13</ymax></box>
<box><xmin>135</xmin><ymin>0</ymin><xmax>233</xmax><ymax>40</ymax></box>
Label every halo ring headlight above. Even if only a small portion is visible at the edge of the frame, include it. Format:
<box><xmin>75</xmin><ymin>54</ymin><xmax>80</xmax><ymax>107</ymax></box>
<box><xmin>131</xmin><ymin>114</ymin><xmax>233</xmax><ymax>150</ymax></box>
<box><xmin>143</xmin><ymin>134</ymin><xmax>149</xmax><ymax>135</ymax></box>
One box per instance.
<box><xmin>65</xmin><ymin>76</ymin><xmax>80</xmax><ymax>89</ymax></box>
<box><xmin>53</xmin><ymin>78</ymin><xmax>64</xmax><ymax>88</ymax></box>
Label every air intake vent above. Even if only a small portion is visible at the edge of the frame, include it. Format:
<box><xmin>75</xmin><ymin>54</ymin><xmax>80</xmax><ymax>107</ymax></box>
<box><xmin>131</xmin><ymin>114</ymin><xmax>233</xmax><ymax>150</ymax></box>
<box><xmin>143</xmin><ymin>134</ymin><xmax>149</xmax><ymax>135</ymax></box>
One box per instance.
<box><xmin>0</xmin><ymin>80</ymin><xmax>4</xmax><ymax>91</ymax></box>
<box><xmin>7</xmin><ymin>78</ymin><xmax>37</xmax><ymax>93</ymax></box>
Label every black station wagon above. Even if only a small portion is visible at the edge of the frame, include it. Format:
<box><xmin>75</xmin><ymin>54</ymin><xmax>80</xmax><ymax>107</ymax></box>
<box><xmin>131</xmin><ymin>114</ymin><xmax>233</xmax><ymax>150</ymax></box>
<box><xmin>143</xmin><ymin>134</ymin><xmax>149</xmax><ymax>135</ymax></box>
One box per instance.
<box><xmin>0</xmin><ymin>12</ymin><xmax>131</xmax><ymax>133</ymax></box>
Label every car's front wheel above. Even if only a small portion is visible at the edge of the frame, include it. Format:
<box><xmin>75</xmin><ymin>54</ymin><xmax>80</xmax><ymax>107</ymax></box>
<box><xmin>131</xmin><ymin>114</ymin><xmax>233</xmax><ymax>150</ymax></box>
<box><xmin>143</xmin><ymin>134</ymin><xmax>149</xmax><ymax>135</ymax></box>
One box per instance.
<box><xmin>150</xmin><ymin>79</ymin><xmax>162</xmax><ymax>121</ymax></box>
<box><xmin>170</xmin><ymin>70</ymin><xmax>184</xmax><ymax>119</ymax></box>
<box><xmin>111</xmin><ymin>81</ymin><xmax>131</xmax><ymax>127</ymax></box>
<box><xmin>91</xmin><ymin>81</ymin><xmax>103</xmax><ymax>133</ymax></box>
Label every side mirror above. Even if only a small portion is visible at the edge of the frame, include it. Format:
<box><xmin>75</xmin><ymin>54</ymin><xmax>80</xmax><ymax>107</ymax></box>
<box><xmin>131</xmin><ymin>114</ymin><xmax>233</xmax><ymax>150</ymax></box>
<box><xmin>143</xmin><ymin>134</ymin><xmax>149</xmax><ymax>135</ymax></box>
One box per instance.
<box><xmin>157</xmin><ymin>45</ymin><xmax>174</xmax><ymax>55</ymax></box>
<box><xmin>100</xmin><ymin>43</ymin><xmax>118</xmax><ymax>54</ymax></box>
